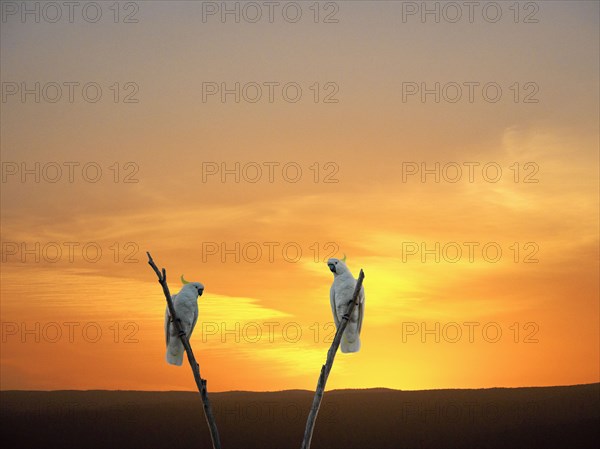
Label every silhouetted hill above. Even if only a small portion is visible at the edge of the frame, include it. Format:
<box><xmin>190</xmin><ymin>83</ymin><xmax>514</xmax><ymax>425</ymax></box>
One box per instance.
<box><xmin>1</xmin><ymin>384</ymin><xmax>598</xmax><ymax>448</ymax></box>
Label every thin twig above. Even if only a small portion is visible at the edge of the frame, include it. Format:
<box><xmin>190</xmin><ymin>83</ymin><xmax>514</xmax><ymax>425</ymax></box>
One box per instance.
<box><xmin>300</xmin><ymin>269</ymin><xmax>365</xmax><ymax>449</ymax></box>
<box><xmin>147</xmin><ymin>252</ymin><xmax>221</xmax><ymax>449</ymax></box>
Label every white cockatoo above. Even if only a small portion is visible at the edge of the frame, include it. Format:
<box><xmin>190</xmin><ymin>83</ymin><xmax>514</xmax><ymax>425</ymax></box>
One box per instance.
<box><xmin>164</xmin><ymin>275</ymin><xmax>204</xmax><ymax>366</ymax></box>
<box><xmin>327</xmin><ymin>256</ymin><xmax>365</xmax><ymax>353</ymax></box>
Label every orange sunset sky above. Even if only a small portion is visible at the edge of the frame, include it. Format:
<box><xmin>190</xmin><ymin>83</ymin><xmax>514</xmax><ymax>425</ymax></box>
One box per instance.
<box><xmin>0</xmin><ymin>1</ymin><xmax>598</xmax><ymax>392</ymax></box>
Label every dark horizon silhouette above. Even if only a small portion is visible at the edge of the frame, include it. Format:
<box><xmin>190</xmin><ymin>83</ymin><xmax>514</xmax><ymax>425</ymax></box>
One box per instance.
<box><xmin>2</xmin><ymin>383</ymin><xmax>598</xmax><ymax>448</ymax></box>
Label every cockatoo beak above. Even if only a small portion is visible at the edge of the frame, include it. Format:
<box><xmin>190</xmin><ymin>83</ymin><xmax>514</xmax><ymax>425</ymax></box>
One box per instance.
<box><xmin>328</xmin><ymin>263</ymin><xmax>336</xmax><ymax>273</ymax></box>
<box><xmin>198</xmin><ymin>289</ymin><xmax>204</xmax><ymax>296</ymax></box>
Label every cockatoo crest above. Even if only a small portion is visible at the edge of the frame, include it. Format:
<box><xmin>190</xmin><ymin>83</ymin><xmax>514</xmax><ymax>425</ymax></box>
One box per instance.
<box><xmin>180</xmin><ymin>274</ymin><xmax>204</xmax><ymax>295</ymax></box>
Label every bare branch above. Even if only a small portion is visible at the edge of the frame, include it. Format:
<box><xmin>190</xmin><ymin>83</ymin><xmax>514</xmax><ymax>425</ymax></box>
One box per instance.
<box><xmin>301</xmin><ymin>269</ymin><xmax>365</xmax><ymax>449</ymax></box>
<box><xmin>147</xmin><ymin>252</ymin><xmax>221</xmax><ymax>449</ymax></box>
